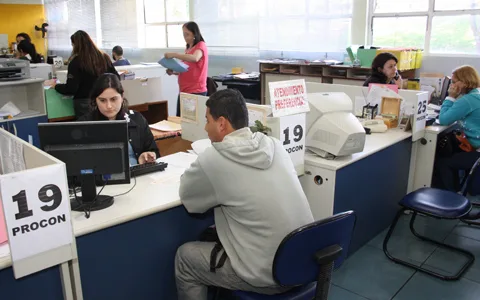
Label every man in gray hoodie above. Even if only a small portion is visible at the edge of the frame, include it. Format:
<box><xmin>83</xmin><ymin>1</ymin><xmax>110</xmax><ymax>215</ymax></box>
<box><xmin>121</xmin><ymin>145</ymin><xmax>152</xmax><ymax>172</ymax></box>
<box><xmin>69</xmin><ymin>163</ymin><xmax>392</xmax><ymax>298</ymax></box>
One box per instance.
<box><xmin>175</xmin><ymin>89</ymin><xmax>314</xmax><ymax>300</ymax></box>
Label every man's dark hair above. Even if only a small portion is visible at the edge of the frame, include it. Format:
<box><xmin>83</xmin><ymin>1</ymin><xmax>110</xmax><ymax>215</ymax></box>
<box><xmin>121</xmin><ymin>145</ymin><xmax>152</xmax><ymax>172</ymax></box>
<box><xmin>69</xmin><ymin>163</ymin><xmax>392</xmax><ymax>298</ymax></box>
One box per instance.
<box><xmin>206</xmin><ymin>89</ymin><xmax>249</xmax><ymax>130</ymax></box>
<box><xmin>112</xmin><ymin>45</ymin><xmax>123</xmax><ymax>56</ymax></box>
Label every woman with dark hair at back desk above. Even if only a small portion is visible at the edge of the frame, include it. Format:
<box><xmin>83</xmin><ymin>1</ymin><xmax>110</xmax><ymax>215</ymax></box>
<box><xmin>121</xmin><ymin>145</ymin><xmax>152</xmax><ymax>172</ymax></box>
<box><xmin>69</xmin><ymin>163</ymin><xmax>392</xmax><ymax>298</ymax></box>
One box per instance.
<box><xmin>164</xmin><ymin>21</ymin><xmax>209</xmax><ymax>117</ymax></box>
<box><xmin>44</xmin><ymin>30</ymin><xmax>118</xmax><ymax>119</ymax></box>
<box><xmin>363</xmin><ymin>52</ymin><xmax>403</xmax><ymax>89</ymax></box>
<box><xmin>17</xmin><ymin>40</ymin><xmax>41</xmax><ymax>63</ymax></box>
<box><xmin>78</xmin><ymin>73</ymin><xmax>160</xmax><ymax>166</ymax></box>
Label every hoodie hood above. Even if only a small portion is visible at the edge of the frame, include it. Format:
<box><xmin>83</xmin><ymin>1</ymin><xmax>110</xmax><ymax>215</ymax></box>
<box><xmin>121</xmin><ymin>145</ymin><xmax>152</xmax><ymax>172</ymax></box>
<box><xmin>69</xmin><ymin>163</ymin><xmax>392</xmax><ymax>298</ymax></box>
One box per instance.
<box><xmin>212</xmin><ymin>127</ymin><xmax>275</xmax><ymax>169</ymax></box>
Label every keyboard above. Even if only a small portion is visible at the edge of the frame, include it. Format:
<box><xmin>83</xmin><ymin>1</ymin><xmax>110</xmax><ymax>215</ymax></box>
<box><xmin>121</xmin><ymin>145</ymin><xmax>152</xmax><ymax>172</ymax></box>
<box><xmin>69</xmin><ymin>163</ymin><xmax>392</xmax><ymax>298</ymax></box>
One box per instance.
<box><xmin>130</xmin><ymin>161</ymin><xmax>168</xmax><ymax>177</ymax></box>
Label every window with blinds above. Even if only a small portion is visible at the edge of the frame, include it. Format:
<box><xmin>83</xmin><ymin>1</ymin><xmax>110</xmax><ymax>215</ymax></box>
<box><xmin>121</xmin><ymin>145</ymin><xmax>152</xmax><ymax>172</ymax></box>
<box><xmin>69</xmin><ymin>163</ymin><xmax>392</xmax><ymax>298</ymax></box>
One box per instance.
<box><xmin>99</xmin><ymin>0</ymin><xmax>138</xmax><ymax>49</ymax></box>
<box><xmin>45</xmin><ymin>0</ymin><xmax>97</xmax><ymax>51</ymax></box>
<box><xmin>194</xmin><ymin>0</ymin><xmax>353</xmax><ymax>54</ymax></box>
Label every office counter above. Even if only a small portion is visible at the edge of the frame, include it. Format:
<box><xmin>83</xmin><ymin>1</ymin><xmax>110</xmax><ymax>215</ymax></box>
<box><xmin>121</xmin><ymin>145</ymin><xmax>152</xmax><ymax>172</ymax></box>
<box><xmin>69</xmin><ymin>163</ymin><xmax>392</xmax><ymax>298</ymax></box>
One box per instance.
<box><xmin>1</xmin><ymin>130</ymin><xmax>414</xmax><ymax>299</ymax></box>
<box><xmin>408</xmin><ymin>123</ymin><xmax>457</xmax><ymax>191</ymax></box>
<box><xmin>301</xmin><ymin>129</ymin><xmax>413</xmax><ymax>253</ymax></box>
<box><xmin>0</xmin><ymin>162</ymin><xmax>213</xmax><ymax>300</ymax></box>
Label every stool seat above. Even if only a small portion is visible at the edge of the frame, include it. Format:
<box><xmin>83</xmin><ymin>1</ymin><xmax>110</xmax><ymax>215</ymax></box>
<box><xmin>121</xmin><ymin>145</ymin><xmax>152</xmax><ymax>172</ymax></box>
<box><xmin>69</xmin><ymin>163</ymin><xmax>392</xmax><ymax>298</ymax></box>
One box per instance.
<box><xmin>400</xmin><ymin>188</ymin><xmax>471</xmax><ymax>218</ymax></box>
<box><xmin>232</xmin><ymin>282</ymin><xmax>316</xmax><ymax>300</ymax></box>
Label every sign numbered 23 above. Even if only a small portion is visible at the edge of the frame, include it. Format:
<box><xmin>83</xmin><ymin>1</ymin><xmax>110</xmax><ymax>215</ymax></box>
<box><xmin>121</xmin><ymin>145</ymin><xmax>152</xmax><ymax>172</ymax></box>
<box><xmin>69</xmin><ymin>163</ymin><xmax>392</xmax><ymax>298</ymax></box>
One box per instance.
<box><xmin>279</xmin><ymin>113</ymin><xmax>306</xmax><ymax>168</ymax></box>
<box><xmin>0</xmin><ymin>163</ymin><xmax>72</xmax><ymax>262</ymax></box>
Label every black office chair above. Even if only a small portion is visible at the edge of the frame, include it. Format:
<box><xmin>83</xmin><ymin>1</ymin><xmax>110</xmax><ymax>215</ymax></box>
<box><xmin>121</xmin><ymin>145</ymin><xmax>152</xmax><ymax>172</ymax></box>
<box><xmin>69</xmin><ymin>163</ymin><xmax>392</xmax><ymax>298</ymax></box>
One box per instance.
<box><xmin>228</xmin><ymin>211</ymin><xmax>356</xmax><ymax>300</ymax></box>
<box><xmin>383</xmin><ymin>156</ymin><xmax>480</xmax><ymax>280</ymax></box>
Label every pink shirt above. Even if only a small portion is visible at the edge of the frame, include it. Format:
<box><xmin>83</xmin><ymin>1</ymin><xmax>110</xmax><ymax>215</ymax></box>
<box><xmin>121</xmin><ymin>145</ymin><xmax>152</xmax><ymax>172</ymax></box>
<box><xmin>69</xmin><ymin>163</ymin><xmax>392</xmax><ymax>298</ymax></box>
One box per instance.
<box><xmin>178</xmin><ymin>41</ymin><xmax>208</xmax><ymax>94</ymax></box>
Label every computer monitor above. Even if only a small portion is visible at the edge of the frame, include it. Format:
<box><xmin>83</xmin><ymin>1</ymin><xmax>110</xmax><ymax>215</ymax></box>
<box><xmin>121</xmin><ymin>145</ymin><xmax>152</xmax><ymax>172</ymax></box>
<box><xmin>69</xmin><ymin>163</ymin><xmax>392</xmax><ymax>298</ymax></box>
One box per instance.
<box><xmin>306</xmin><ymin>92</ymin><xmax>366</xmax><ymax>157</ymax></box>
<box><xmin>38</xmin><ymin>120</ymin><xmax>130</xmax><ymax>212</ymax></box>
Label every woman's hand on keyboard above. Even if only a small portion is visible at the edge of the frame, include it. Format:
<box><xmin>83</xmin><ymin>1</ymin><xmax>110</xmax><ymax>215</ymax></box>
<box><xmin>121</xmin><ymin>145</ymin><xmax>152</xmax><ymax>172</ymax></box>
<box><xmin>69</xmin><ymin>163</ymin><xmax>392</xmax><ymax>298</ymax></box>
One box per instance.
<box><xmin>138</xmin><ymin>152</ymin><xmax>157</xmax><ymax>164</ymax></box>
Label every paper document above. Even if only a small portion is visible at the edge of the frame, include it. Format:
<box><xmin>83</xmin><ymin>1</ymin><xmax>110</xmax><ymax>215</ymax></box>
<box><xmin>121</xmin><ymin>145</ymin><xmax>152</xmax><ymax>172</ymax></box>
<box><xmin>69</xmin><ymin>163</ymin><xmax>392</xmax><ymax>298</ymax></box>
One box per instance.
<box><xmin>354</xmin><ymin>96</ymin><xmax>367</xmax><ymax>117</ymax></box>
<box><xmin>421</xmin><ymin>85</ymin><xmax>436</xmax><ymax>102</ymax></box>
<box><xmin>150</xmin><ymin>165</ymin><xmax>186</xmax><ymax>185</ymax></box>
<box><xmin>233</xmin><ymin>73</ymin><xmax>259</xmax><ymax>80</ymax></box>
<box><xmin>157</xmin><ymin>152</ymin><xmax>197</xmax><ymax>169</ymax></box>
<box><xmin>191</xmin><ymin>139</ymin><xmax>212</xmax><ymax>155</ymax></box>
<box><xmin>140</xmin><ymin>62</ymin><xmax>159</xmax><ymax>65</ymax></box>
<box><xmin>0</xmin><ymin>132</ymin><xmax>26</xmax><ymax>174</ymax></box>
<box><xmin>0</xmin><ymin>244</ymin><xmax>9</xmax><ymax>258</ymax></box>
<box><xmin>420</xmin><ymin>74</ymin><xmax>445</xmax><ymax>98</ymax></box>
<box><xmin>366</xmin><ymin>85</ymin><xmax>402</xmax><ymax>108</ymax></box>
<box><xmin>149</xmin><ymin>120</ymin><xmax>182</xmax><ymax>132</ymax></box>
<box><xmin>427</xmin><ymin>103</ymin><xmax>441</xmax><ymax>111</ymax></box>
<box><xmin>0</xmin><ymin>101</ymin><xmax>21</xmax><ymax>117</ymax></box>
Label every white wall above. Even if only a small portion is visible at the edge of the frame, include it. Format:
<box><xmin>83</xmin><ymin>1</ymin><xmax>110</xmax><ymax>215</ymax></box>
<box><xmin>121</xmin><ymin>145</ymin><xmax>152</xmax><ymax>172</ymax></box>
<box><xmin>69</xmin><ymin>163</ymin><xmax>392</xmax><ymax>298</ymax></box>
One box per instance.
<box><xmin>420</xmin><ymin>56</ymin><xmax>480</xmax><ymax>76</ymax></box>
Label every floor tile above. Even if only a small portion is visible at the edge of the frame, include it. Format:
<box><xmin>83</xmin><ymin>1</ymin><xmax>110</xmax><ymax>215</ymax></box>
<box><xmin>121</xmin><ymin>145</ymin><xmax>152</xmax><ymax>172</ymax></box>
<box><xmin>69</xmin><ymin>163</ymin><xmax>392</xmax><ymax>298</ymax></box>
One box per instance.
<box><xmin>367</xmin><ymin>214</ymin><xmax>456</xmax><ymax>266</ymax></box>
<box><xmin>368</xmin><ymin>229</ymin><xmax>436</xmax><ymax>266</ymax></box>
<box><xmin>332</xmin><ymin>245</ymin><xmax>414</xmax><ymax>300</ymax></box>
<box><xmin>393</xmin><ymin>272</ymin><xmax>480</xmax><ymax>300</ymax></box>
<box><xmin>329</xmin><ymin>285</ymin><xmax>369</xmax><ymax>300</ymax></box>
<box><xmin>452</xmin><ymin>223</ymin><xmax>480</xmax><ymax>242</ymax></box>
<box><xmin>423</xmin><ymin>233</ymin><xmax>480</xmax><ymax>283</ymax></box>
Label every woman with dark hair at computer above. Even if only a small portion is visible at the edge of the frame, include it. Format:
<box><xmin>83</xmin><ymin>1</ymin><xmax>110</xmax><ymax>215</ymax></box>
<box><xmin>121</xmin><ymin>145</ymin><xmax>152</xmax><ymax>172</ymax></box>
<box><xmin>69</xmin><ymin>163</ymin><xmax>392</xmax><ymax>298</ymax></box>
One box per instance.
<box><xmin>164</xmin><ymin>21</ymin><xmax>208</xmax><ymax>116</ymax></box>
<box><xmin>432</xmin><ymin>65</ymin><xmax>480</xmax><ymax>192</ymax></box>
<box><xmin>44</xmin><ymin>30</ymin><xmax>118</xmax><ymax>119</ymax></box>
<box><xmin>78</xmin><ymin>73</ymin><xmax>159</xmax><ymax>166</ymax></box>
<box><xmin>363</xmin><ymin>52</ymin><xmax>403</xmax><ymax>89</ymax></box>
<box><xmin>17</xmin><ymin>40</ymin><xmax>42</xmax><ymax>63</ymax></box>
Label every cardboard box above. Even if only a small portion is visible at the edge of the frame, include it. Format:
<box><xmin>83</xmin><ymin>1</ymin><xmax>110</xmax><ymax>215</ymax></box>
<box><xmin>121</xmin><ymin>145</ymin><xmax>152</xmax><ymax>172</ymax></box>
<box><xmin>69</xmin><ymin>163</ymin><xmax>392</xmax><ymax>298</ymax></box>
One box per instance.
<box><xmin>381</xmin><ymin>97</ymin><xmax>401</xmax><ymax>128</ymax></box>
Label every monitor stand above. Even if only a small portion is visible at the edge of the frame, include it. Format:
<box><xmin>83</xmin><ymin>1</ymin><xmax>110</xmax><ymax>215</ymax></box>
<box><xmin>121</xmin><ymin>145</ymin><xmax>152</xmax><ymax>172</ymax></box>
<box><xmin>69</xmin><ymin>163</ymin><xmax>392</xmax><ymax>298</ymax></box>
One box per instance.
<box><xmin>71</xmin><ymin>174</ymin><xmax>114</xmax><ymax>212</ymax></box>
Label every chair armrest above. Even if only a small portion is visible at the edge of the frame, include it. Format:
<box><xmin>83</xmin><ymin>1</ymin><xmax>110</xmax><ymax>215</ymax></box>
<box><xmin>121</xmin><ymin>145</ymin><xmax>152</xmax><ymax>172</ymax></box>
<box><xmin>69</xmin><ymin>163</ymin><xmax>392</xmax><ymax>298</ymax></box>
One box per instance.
<box><xmin>314</xmin><ymin>244</ymin><xmax>343</xmax><ymax>266</ymax></box>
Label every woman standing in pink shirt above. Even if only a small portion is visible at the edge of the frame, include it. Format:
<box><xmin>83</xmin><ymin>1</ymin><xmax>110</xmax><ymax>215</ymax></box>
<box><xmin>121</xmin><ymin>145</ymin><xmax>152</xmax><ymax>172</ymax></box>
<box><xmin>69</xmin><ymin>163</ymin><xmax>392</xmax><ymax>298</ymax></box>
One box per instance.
<box><xmin>165</xmin><ymin>21</ymin><xmax>209</xmax><ymax>116</ymax></box>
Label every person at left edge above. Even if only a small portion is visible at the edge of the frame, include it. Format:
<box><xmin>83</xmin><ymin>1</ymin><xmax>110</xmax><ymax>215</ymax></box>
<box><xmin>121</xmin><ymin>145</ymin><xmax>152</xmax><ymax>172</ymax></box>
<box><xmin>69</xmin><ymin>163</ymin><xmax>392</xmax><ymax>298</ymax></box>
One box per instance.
<box><xmin>78</xmin><ymin>73</ymin><xmax>160</xmax><ymax>166</ymax></box>
<box><xmin>164</xmin><ymin>21</ymin><xmax>208</xmax><ymax>117</ymax></box>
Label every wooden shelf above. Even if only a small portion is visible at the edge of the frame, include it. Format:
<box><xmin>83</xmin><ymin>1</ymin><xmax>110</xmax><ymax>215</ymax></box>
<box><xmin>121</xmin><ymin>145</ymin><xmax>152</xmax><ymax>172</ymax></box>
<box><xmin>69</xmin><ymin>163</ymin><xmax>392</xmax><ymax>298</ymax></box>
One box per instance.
<box><xmin>259</xmin><ymin>61</ymin><xmax>420</xmax><ymax>105</ymax></box>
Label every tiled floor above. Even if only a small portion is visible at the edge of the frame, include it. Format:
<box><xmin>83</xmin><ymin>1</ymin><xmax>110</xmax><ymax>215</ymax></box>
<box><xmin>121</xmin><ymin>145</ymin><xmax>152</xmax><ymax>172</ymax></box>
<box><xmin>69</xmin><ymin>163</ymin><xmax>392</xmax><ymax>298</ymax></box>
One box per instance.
<box><xmin>330</xmin><ymin>198</ymin><xmax>480</xmax><ymax>300</ymax></box>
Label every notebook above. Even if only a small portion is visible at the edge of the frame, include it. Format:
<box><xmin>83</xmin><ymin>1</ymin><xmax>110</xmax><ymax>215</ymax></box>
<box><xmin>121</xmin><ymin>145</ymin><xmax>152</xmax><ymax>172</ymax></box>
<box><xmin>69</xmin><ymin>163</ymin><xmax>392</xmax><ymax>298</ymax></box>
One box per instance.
<box><xmin>158</xmin><ymin>58</ymin><xmax>189</xmax><ymax>73</ymax></box>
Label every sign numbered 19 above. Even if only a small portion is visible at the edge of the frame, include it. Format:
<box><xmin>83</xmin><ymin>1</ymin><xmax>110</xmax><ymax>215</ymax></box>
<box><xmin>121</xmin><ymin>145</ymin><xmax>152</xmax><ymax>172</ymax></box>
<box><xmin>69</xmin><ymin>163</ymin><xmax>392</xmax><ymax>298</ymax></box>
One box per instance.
<box><xmin>279</xmin><ymin>113</ymin><xmax>306</xmax><ymax>168</ymax></box>
<box><xmin>0</xmin><ymin>163</ymin><xmax>73</xmax><ymax>262</ymax></box>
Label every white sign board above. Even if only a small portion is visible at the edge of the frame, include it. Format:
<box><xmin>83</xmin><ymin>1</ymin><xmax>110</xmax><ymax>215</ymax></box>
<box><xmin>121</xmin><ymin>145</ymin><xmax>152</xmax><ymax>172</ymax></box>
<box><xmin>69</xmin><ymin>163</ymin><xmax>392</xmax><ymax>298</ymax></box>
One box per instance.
<box><xmin>269</xmin><ymin>79</ymin><xmax>310</xmax><ymax>117</ymax></box>
<box><xmin>279</xmin><ymin>113</ymin><xmax>306</xmax><ymax>168</ymax></box>
<box><xmin>413</xmin><ymin>92</ymin><xmax>428</xmax><ymax>140</ymax></box>
<box><xmin>0</xmin><ymin>163</ymin><xmax>73</xmax><ymax>264</ymax></box>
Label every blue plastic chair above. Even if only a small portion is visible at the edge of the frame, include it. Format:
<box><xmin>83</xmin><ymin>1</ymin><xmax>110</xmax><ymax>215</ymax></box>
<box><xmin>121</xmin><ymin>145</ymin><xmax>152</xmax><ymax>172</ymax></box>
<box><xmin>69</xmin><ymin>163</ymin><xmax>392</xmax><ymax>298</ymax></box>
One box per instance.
<box><xmin>383</xmin><ymin>156</ymin><xmax>480</xmax><ymax>280</ymax></box>
<box><xmin>230</xmin><ymin>211</ymin><xmax>356</xmax><ymax>300</ymax></box>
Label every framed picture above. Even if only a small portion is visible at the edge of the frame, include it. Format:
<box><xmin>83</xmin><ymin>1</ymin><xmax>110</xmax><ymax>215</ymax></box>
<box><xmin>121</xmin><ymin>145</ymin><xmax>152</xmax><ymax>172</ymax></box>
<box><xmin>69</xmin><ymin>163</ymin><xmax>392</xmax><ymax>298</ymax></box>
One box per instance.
<box><xmin>180</xmin><ymin>94</ymin><xmax>198</xmax><ymax>124</ymax></box>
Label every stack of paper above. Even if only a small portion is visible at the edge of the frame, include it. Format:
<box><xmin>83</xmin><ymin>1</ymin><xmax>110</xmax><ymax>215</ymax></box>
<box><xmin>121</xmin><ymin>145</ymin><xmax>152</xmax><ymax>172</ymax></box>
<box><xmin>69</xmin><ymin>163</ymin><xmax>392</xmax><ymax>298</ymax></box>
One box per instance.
<box><xmin>149</xmin><ymin>120</ymin><xmax>182</xmax><ymax>132</ymax></box>
<box><xmin>157</xmin><ymin>152</ymin><xmax>198</xmax><ymax>169</ymax></box>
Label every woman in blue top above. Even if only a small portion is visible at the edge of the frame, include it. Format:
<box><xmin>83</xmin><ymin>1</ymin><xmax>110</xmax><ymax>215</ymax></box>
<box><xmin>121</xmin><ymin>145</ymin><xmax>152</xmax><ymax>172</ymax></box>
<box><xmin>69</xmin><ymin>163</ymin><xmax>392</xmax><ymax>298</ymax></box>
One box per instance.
<box><xmin>434</xmin><ymin>65</ymin><xmax>480</xmax><ymax>192</ymax></box>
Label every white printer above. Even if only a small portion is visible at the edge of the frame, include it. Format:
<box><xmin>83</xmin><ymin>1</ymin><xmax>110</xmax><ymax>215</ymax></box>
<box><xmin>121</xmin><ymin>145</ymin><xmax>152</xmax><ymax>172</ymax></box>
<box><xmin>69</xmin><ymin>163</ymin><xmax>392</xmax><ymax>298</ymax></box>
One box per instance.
<box><xmin>0</xmin><ymin>58</ymin><xmax>30</xmax><ymax>81</ymax></box>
